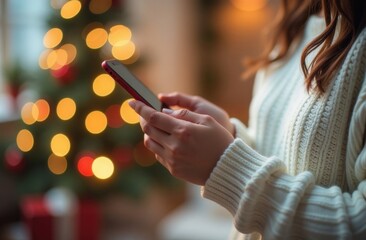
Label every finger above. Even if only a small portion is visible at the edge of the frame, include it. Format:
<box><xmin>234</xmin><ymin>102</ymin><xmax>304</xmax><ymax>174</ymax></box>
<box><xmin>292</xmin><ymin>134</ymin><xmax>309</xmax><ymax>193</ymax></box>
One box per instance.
<box><xmin>163</xmin><ymin>108</ymin><xmax>213</xmax><ymax>125</ymax></box>
<box><xmin>144</xmin><ymin>136</ymin><xmax>169</xmax><ymax>170</ymax></box>
<box><xmin>158</xmin><ymin>92</ymin><xmax>199</xmax><ymax>110</ymax></box>
<box><xmin>144</xmin><ymin>134</ymin><xmax>164</xmax><ymax>156</ymax></box>
<box><xmin>130</xmin><ymin>100</ymin><xmax>186</xmax><ymax>133</ymax></box>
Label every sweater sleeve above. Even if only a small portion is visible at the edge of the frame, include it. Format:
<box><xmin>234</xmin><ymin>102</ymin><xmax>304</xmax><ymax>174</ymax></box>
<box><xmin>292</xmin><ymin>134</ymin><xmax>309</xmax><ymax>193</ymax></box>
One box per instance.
<box><xmin>202</xmin><ymin>138</ymin><xmax>366</xmax><ymax>239</ymax></box>
<box><xmin>202</xmin><ymin>78</ymin><xmax>366</xmax><ymax>239</ymax></box>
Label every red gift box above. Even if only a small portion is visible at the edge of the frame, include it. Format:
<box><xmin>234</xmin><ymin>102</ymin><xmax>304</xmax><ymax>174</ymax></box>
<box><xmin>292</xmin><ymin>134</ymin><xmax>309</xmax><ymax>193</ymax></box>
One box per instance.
<box><xmin>21</xmin><ymin>192</ymin><xmax>100</xmax><ymax>240</ymax></box>
<box><xmin>22</xmin><ymin>196</ymin><xmax>53</xmax><ymax>240</ymax></box>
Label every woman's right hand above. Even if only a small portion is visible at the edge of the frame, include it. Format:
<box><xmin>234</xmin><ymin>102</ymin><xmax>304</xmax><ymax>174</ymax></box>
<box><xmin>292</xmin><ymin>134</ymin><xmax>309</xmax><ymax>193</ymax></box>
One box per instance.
<box><xmin>159</xmin><ymin>92</ymin><xmax>235</xmax><ymax>136</ymax></box>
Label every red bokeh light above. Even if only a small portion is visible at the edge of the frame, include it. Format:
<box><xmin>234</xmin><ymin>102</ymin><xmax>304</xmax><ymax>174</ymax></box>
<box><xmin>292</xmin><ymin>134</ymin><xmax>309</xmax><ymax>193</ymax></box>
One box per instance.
<box><xmin>77</xmin><ymin>155</ymin><xmax>94</xmax><ymax>177</ymax></box>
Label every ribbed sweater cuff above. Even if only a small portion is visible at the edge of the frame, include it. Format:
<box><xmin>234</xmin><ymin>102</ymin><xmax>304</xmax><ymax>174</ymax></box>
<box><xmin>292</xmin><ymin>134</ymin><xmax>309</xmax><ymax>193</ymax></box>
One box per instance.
<box><xmin>201</xmin><ymin>138</ymin><xmax>268</xmax><ymax>215</ymax></box>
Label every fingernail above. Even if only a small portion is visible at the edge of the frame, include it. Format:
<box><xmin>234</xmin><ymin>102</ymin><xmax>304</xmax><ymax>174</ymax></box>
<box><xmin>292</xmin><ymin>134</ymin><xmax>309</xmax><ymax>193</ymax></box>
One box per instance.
<box><xmin>162</xmin><ymin>108</ymin><xmax>174</xmax><ymax>114</ymax></box>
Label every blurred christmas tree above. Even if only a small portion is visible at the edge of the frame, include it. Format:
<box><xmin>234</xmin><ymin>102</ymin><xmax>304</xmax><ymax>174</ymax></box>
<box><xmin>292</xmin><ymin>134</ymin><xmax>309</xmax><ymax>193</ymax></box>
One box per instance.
<box><xmin>2</xmin><ymin>0</ymin><xmax>178</xmax><ymax>199</ymax></box>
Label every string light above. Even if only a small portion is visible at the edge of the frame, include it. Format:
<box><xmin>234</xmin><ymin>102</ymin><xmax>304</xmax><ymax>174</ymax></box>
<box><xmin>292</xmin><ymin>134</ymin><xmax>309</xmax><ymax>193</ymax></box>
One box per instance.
<box><xmin>16</xmin><ymin>129</ymin><xmax>34</xmax><ymax>152</ymax></box>
<box><xmin>77</xmin><ymin>155</ymin><xmax>94</xmax><ymax>177</ymax></box>
<box><xmin>48</xmin><ymin>154</ymin><xmax>68</xmax><ymax>175</ymax></box>
<box><xmin>108</xmin><ymin>25</ymin><xmax>132</xmax><ymax>46</ymax></box>
<box><xmin>21</xmin><ymin>102</ymin><xmax>38</xmax><ymax>125</ymax></box>
<box><xmin>35</xmin><ymin>99</ymin><xmax>50</xmax><ymax>122</ymax></box>
<box><xmin>92</xmin><ymin>73</ymin><xmax>115</xmax><ymax>97</ymax></box>
<box><xmin>92</xmin><ymin>156</ymin><xmax>114</xmax><ymax>180</ymax></box>
<box><xmin>111</xmin><ymin>41</ymin><xmax>136</xmax><ymax>61</ymax></box>
<box><xmin>120</xmin><ymin>99</ymin><xmax>139</xmax><ymax>124</ymax></box>
<box><xmin>60</xmin><ymin>0</ymin><xmax>82</xmax><ymax>19</ymax></box>
<box><xmin>51</xmin><ymin>49</ymin><xmax>68</xmax><ymax>70</ymax></box>
<box><xmin>50</xmin><ymin>133</ymin><xmax>71</xmax><ymax>157</ymax></box>
<box><xmin>86</xmin><ymin>28</ymin><xmax>108</xmax><ymax>49</ymax></box>
<box><xmin>43</xmin><ymin>28</ymin><xmax>63</xmax><ymax>49</ymax></box>
<box><xmin>39</xmin><ymin>49</ymin><xmax>51</xmax><ymax>69</ymax></box>
<box><xmin>60</xmin><ymin>43</ymin><xmax>77</xmax><ymax>64</ymax></box>
<box><xmin>85</xmin><ymin>110</ymin><xmax>108</xmax><ymax>134</ymax></box>
<box><xmin>56</xmin><ymin>97</ymin><xmax>76</xmax><ymax>120</ymax></box>
<box><xmin>46</xmin><ymin>50</ymin><xmax>58</xmax><ymax>69</ymax></box>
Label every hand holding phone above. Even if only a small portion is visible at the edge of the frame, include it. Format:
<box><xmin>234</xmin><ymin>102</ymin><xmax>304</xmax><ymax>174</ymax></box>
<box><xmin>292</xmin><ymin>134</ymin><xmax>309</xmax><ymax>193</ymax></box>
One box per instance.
<box><xmin>101</xmin><ymin>59</ymin><xmax>167</xmax><ymax>111</ymax></box>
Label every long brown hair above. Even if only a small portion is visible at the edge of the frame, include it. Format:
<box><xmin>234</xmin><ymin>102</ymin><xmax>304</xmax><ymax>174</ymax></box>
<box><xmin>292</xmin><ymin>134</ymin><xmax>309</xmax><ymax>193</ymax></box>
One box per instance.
<box><xmin>244</xmin><ymin>0</ymin><xmax>366</xmax><ymax>93</ymax></box>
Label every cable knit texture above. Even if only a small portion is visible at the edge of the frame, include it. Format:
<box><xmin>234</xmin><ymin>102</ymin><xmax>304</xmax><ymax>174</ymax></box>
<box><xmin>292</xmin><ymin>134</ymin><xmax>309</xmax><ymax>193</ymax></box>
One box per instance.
<box><xmin>202</xmin><ymin>16</ymin><xmax>366</xmax><ymax>239</ymax></box>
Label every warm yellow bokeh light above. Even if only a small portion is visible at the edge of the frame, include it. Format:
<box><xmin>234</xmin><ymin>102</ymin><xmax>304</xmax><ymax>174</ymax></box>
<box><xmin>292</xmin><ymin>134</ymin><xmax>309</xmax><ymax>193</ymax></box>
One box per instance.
<box><xmin>60</xmin><ymin>44</ymin><xmax>77</xmax><ymax>64</ymax></box>
<box><xmin>35</xmin><ymin>99</ymin><xmax>50</xmax><ymax>122</ymax></box>
<box><xmin>112</xmin><ymin>41</ymin><xmax>136</xmax><ymax>61</ymax></box>
<box><xmin>92</xmin><ymin>73</ymin><xmax>115</xmax><ymax>97</ymax></box>
<box><xmin>50</xmin><ymin>133</ymin><xmax>71</xmax><ymax>157</ymax></box>
<box><xmin>21</xmin><ymin>102</ymin><xmax>39</xmax><ymax>125</ymax></box>
<box><xmin>39</xmin><ymin>49</ymin><xmax>52</xmax><ymax>70</ymax></box>
<box><xmin>51</xmin><ymin>49</ymin><xmax>68</xmax><ymax>70</ymax></box>
<box><xmin>48</xmin><ymin>154</ymin><xmax>67</xmax><ymax>175</ymax></box>
<box><xmin>92</xmin><ymin>156</ymin><xmax>114</xmax><ymax>179</ymax></box>
<box><xmin>231</xmin><ymin>0</ymin><xmax>268</xmax><ymax>11</ymax></box>
<box><xmin>85</xmin><ymin>111</ymin><xmax>108</xmax><ymax>134</ymax></box>
<box><xmin>86</xmin><ymin>28</ymin><xmax>108</xmax><ymax>49</ymax></box>
<box><xmin>108</xmin><ymin>25</ymin><xmax>132</xmax><ymax>46</ymax></box>
<box><xmin>46</xmin><ymin>50</ymin><xmax>58</xmax><ymax>70</ymax></box>
<box><xmin>43</xmin><ymin>28</ymin><xmax>63</xmax><ymax>49</ymax></box>
<box><xmin>56</xmin><ymin>97</ymin><xmax>76</xmax><ymax>120</ymax></box>
<box><xmin>120</xmin><ymin>99</ymin><xmax>139</xmax><ymax>124</ymax></box>
<box><xmin>89</xmin><ymin>0</ymin><xmax>112</xmax><ymax>14</ymax></box>
<box><xmin>61</xmin><ymin>0</ymin><xmax>82</xmax><ymax>19</ymax></box>
<box><xmin>16</xmin><ymin>129</ymin><xmax>34</xmax><ymax>152</ymax></box>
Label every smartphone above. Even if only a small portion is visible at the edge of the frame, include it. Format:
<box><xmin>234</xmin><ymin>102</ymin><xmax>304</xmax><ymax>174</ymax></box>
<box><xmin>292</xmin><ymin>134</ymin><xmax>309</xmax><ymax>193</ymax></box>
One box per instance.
<box><xmin>101</xmin><ymin>59</ymin><xmax>167</xmax><ymax>111</ymax></box>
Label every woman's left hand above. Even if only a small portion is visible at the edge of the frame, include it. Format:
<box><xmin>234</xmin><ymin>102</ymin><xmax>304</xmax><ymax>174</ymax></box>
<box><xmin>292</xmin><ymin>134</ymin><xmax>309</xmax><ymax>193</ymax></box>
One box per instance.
<box><xmin>129</xmin><ymin>100</ymin><xmax>234</xmax><ymax>185</ymax></box>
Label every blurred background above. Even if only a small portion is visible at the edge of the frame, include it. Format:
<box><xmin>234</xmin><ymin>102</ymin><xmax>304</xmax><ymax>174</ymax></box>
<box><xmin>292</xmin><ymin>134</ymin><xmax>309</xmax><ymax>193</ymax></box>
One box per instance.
<box><xmin>0</xmin><ymin>0</ymin><xmax>278</xmax><ymax>239</ymax></box>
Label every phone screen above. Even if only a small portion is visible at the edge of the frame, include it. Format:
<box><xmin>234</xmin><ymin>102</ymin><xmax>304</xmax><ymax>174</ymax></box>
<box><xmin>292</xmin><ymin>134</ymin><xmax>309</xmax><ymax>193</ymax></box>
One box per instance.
<box><xmin>102</xmin><ymin>60</ymin><xmax>163</xmax><ymax>111</ymax></box>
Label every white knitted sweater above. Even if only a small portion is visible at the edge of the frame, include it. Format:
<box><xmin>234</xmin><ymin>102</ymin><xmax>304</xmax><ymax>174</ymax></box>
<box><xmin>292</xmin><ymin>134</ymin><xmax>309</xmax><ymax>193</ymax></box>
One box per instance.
<box><xmin>202</xmin><ymin>16</ymin><xmax>366</xmax><ymax>239</ymax></box>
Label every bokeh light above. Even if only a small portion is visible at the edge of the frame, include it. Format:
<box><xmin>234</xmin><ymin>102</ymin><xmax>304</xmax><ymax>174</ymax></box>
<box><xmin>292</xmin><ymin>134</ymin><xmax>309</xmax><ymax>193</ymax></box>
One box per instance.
<box><xmin>85</xmin><ymin>110</ymin><xmax>108</xmax><ymax>134</ymax></box>
<box><xmin>21</xmin><ymin>102</ymin><xmax>38</xmax><ymax>125</ymax></box>
<box><xmin>43</xmin><ymin>28</ymin><xmax>63</xmax><ymax>49</ymax></box>
<box><xmin>16</xmin><ymin>129</ymin><xmax>34</xmax><ymax>152</ymax></box>
<box><xmin>50</xmin><ymin>133</ymin><xmax>71</xmax><ymax>157</ymax></box>
<box><xmin>39</xmin><ymin>49</ymin><xmax>51</xmax><ymax>70</ymax></box>
<box><xmin>108</xmin><ymin>25</ymin><xmax>132</xmax><ymax>46</ymax></box>
<box><xmin>231</xmin><ymin>0</ymin><xmax>268</xmax><ymax>11</ymax></box>
<box><xmin>86</xmin><ymin>28</ymin><xmax>108</xmax><ymax>49</ymax></box>
<box><xmin>35</xmin><ymin>99</ymin><xmax>50</xmax><ymax>122</ymax></box>
<box><xmin>60</xmin><ymin>43</ymin><xmax>77</xmax><ymax>64</ymax></box>
<box><xmin>51</xmin><ymin>49</ymin><xmax>68</xmax><ymax>70</ymax></box>
<box><xmin>111</xmin><ymin>41</ymin><xmax>136</xmax><ymax>61</ymax></box>
<box><xmin>92</xmin><ymin>73</ymin><xmax>115</xmax><ymax>97</ymax></box>
<box><xmin>46</xmin><ymin>50</ymin><xmax>58</xmax><ymax>69</ymax></box>
<box><xmin>92</xmin><ymin>156</ymin><xmax>114</xmax><ymax>179</ymax></box>
<box><xmin>56</xmin><ymin>97</ymin><xmax>76</xmax><ymax>120</ymax></box>
<box><xmin>48</xmin><ymin>154</ymin><xmax>67</xmax><ymax>175</ymax></box>
<box><xmin>77</xmin><ymin>155</ymin><xmax>94</xmax><ymax>177</ymax></box>
<box><xmin>89</xmin><ymin>0</ymin><xmax>112</xmax><ymax>14</ymax></box>
<box><xmin>120</xmin><ymin>99</ymin><xmax>139</xmax><ymax>124</ymax></box>
<box><xmin>60</xmin><ymin>0</ymin><xmax>82</xmax><ymax>19</ymax></box>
